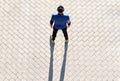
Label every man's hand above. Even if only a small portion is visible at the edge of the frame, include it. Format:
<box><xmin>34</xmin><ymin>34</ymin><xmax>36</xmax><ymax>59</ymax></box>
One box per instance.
<box><xmin>67</xmin><ymin>25</ymin><xmax>70</xmax><ymax>28</ymax></box>
<box><xmin>67</xmin><ymin>20</ymin><xmax>71</xmax><ymax>28</ymax></box>
<box><xmin>50</xmin><ymin>25</ymin><xmax>53</xmax><ymax>28</ymax></box>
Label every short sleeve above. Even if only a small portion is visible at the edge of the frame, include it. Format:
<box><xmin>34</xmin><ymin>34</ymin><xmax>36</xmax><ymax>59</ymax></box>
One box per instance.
<box><xmin>67</xmin><ymin>16</ymin><xmax>70</xmax><ymax>21</ymax></box>
<box><xmin>51</xmin><ymin>15</ymin><xmax>55</xmax><ymax>21</ymax></box>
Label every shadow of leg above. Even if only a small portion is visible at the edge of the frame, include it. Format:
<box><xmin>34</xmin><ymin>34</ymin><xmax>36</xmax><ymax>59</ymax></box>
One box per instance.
<box><xmin>48</xmin><ymin>36</ymin><xmax>55</xmax><ymax>81</ymax></box>
<box><xmin>59</xmin><ymin>43</ymin><xmax>68</xmax><ymax>81</ymax></box>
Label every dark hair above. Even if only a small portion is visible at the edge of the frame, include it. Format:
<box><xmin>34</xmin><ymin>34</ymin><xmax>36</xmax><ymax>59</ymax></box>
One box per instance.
<box><xmin>57</xmin><ymin>5</ymin><xmax>64</xmax><ymax>13</ymax></box>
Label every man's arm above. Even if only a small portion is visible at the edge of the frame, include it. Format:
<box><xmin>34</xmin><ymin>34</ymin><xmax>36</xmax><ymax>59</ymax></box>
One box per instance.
<box><xmin>50</xmin><ymin>15</ymin><xmax>54</xmax><ymax>28</ymax></box>
<box><xmin>67</xmin><ymin>16</ymin><xmax>71</xmax><ymax>28</ymax></box>
<box><xmin>67</xmin><ymin>20</ymin><xmax>71</xmax><ymax>28</ymax></box>
<box><xmin>50</xmin><ymin>20</ymin><xmax>54</xmax><ymax>28</ymax></box>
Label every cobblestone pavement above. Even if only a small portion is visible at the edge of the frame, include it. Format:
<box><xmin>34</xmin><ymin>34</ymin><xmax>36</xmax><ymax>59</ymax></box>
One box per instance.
<box><xmin>0</xmin><ymin>0</ymin><xmax>120</xmax><ymax>81</ymax></box>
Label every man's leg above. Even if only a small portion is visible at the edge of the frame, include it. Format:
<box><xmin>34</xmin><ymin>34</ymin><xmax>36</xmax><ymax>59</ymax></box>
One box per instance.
<box><xmin>52</xmin><ymin>28</ymin><xmax>58</xmax><ymax>41</ymax></box>
<box><xmin>62</xmin><ymin>28</ymin><xmax>68</xmax><ymax>42</ymax></box>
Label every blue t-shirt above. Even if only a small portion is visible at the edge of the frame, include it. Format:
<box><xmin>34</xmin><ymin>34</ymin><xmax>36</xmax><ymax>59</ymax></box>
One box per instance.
<box><xmin>51</xmin><ymin>14</ymin><xmax>70</xmax><ymax>29</ymax></box>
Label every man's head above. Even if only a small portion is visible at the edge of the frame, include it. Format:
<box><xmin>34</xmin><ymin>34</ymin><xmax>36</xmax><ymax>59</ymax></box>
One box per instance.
<box><xmin>57</xmin><ymin>5</ymin><xmax>64</xmax><ymax>13</ymax></box>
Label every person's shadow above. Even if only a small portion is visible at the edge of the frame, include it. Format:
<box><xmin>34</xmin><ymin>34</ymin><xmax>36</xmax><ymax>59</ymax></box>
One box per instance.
<box><xmin>48</xmin><ymin>36</ymin><xmax>68</xmax><ymax>81</ymax></box>
<box><xmin>48</xmin><ymin>36</ymin><xmax>54</xmax><ymax>81</ymax></box>
<box><xmin>59</xmin><ymin>43</ymin><xmax>68</xmax><ymax>81</ymax></box>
